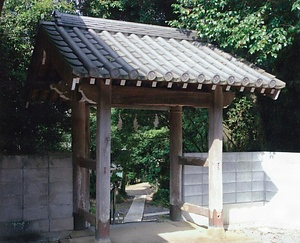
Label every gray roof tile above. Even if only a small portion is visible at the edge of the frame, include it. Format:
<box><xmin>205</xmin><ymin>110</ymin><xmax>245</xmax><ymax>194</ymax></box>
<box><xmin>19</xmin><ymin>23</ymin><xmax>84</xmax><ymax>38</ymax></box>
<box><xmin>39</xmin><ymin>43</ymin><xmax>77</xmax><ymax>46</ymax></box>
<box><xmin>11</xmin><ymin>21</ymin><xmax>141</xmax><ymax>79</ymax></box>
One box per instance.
<box><xmin>57</xmin><ymin>45</ymin><xmax>72</xmax><ymax>53</ymax></box>
<box><xmin>63</xmin><ymin>52</ymin><xmax>78</xmax><ymax>59</ymax></box>
<box><xmin>67</xmin><ymin>58</ymin><xmax>84</xmax><ymax>67</ymax></box>
<box><xmin>35</xmin><ymin>11</ymin><xmax>285</xmax><ymax>99</ymax></box>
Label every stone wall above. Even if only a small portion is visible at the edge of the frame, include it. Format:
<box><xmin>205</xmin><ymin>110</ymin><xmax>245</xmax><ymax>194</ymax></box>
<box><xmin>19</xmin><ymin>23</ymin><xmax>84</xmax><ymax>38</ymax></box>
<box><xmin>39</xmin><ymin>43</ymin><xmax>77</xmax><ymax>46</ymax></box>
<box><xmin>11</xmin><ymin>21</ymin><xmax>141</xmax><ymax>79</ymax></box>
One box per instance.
<box><xmin>183</xmin><ymin>152</ymin><xmax>300</xmax><ymax>229</ymax></box>
<box><xmin>0</xmin><ymin>153</ymin><xmax>73</xmax><ymax>237</ymax></box>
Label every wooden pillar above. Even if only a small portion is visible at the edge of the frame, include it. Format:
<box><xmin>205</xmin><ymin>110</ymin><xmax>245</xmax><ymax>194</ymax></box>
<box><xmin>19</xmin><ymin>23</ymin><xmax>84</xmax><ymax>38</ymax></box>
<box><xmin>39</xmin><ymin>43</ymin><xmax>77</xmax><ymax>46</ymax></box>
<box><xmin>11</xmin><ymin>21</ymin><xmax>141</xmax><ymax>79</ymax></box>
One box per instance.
<box><xmin>72</xmin><ymin>98</ymin><xmax>90</xmax><ymax>230</ymax></box>
<box><xmin>170</xmin><ymin>106</ymin><xmax>183</xmax><ymax>221</ymax></box>
<box><xmin>208</xmin><ymin>86</ymin><xmax>224</xmax><ymax>227</ymax></box>
<box><xmin>95</xmin><ymin>80</ymin><xmax>111</xmax><ymax>242</ymax></box>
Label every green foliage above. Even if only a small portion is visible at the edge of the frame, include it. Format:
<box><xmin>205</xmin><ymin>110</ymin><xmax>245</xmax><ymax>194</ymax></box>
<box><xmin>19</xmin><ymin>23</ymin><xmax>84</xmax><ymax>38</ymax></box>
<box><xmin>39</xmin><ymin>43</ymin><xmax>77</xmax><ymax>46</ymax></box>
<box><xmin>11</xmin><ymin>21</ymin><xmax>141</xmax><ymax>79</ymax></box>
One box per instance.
<box><xmin>80</xmin><ymin>0</ymin><xmax>123</xmax><ymax>18</ymax></box>
<box><xmin>152</xmin><ymin>188</ymin><xmax>169</xmax><ymax>208</ymax></box>
<box><xmin>90</xmin><ymin>170</ymin><xmax>123</xmax><ymax>199</ymax></box>
<box><xmin>182</xmin><ymin>102</ymin><xmax>264</xmax><ymax>152</ymax></box>
<box><xmin>114</xmin><ymin>0</ymin><xmax>176</xmax><ymax>25</ymax></box>
<box><xmin>0</xmin><ymin>0</ymin><xmax>74</xmax><ymax>154</ymax></box>
<box><xmin>1</xmin><ymin>0</ymin><xmax>74</xmax><ymax>53</ymax></box>
<box><xmin>182</xmin><ymin>107</ymin><xmax>209</xmax><ymax>152</ymax></box>
<box><xmin>80</xmin><ymin>0</ymin><xmax>176</xmax><ymax>25</ymax></box>
<box><xmin>223</xmin><ymin>95</ymin><xmax>264</xmax><ymax>151</ymax></box>
<box><xmin>171</xmin><ymin>0</ymin><xmax>300</xmax><ymax>152</ymax></box>
<box><xmin>131</xmin><ymin>127</ymin><xmax>170</xmax><ymax>187</ymax></box>
<box><xmin>88</xmin><ymin>108</ymin><xmax>170</xmax><ymax>194</ymax></box>
<box><xmin>170</xmin><ymin>0</ymin><xmax>299</xmax><ymax>65</ymax></box>
<box><xmin>110</xmin><ymin>109</ymin><xmax>170</xmax><ymax>190</ymax></box>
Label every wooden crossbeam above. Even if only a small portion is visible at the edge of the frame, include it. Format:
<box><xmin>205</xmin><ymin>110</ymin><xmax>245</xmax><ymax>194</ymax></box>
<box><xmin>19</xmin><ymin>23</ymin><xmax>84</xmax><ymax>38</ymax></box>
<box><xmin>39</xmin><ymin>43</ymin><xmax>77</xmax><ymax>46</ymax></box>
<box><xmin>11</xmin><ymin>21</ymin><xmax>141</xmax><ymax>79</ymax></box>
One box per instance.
<box><xmin>179</xmin><ymin>156</ymin><xmax>208</xmax><ymax>167</ymax></box>
<box><xmin>78</xmin><ymin>83</ymin><xmax>235</xmax><ymax>108</ymax></box>
<box><xmin>181</xmin><ymin>202</ymin><xmax>209</xmax><ymax>218</ymax></box>
<box><xmin>78</xmin><ymin>208</ymin><xmax>96</xmax><ymax>226</ymax></box>
<box><xmin>77</xmin><ymin>157</ymin><xmax>96</xmax><ymax>170</ymax></box>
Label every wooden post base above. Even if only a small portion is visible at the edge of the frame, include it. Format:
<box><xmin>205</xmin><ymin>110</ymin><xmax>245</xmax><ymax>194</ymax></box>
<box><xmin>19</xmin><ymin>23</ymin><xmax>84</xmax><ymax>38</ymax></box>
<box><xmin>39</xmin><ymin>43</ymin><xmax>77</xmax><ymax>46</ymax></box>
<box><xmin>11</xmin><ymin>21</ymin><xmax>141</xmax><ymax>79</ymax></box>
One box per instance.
<box><xmin>96</xmin><ymin>221</ymin><xmax>111</xmax><ymax>243</ymax></box>
<box><xmin>209</xmin><ymin>209</ymin><xmax>223</xmax><ymax>227</ymax></box>
<box><xmin>170</xmin><ymin>204</ymin><xmax>181</xmax><ymax>221</ymax></box>
<box><xmin>95</xmin><ymin>237</ymin><xmax>111</xmax><ymax>243</ymax></box>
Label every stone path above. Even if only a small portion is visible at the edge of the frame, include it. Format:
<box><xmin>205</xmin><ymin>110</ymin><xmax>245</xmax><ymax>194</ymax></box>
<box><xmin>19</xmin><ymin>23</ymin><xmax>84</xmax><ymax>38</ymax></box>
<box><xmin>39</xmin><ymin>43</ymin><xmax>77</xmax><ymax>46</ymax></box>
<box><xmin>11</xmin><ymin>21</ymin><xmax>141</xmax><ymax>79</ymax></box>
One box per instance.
<box><xmin>123</xmin><ymin>195</ymin><xmax>146</xmax><ymax>223</ymax></box>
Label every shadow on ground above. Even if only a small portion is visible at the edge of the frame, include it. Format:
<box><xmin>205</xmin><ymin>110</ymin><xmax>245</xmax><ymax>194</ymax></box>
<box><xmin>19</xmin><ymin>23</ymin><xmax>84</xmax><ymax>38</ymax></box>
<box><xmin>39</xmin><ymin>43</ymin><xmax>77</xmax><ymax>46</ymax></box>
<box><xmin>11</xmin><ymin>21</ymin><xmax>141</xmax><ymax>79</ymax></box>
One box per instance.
<box><xmin>67</xmin><ymin>219</ymin><xmax>257</xmax><ymax>243</ymax></box>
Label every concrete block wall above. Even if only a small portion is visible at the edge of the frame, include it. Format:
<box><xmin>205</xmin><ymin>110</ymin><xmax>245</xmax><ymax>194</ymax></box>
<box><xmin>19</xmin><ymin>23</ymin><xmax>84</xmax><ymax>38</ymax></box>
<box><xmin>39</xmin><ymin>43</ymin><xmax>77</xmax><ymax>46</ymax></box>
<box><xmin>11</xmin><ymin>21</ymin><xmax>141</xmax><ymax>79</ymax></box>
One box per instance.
<box><xmin>0</xmin><ymin>153</ymin><xmax>73</xmax><ymax>237</ymax></box>
<box><xmin>183</xmin><ymin>152</ymin><xmax>272</xmax><ymax>207</ymax></box>
<box><xmin>183</xmin><ymin>152</ymin><xmax>300</xmax><ymax>228</ymax></box>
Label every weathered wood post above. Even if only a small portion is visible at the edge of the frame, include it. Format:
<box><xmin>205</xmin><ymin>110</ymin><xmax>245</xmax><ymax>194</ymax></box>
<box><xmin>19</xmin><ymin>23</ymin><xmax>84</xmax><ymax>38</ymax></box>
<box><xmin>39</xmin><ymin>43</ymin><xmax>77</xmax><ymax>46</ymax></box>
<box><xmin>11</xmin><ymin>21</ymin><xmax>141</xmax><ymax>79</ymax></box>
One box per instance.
<box><xmin>72</xmin><ymin>95</ymin><xmax>90</xmax><ymax>230</ymax></box>
<box><xmin>95</xmin><ymin>80</ymin><xmax>111</xmax><ymax>242</ymax></box>
<box><xmin>170</xmin><ymin>106</ymin><xmax>183</xmax><ymax>221</ymax></box>
<box><xmin>208</xmin><ymin>86</ymin><xmax>224</xmax><ymax>228</ymax></box>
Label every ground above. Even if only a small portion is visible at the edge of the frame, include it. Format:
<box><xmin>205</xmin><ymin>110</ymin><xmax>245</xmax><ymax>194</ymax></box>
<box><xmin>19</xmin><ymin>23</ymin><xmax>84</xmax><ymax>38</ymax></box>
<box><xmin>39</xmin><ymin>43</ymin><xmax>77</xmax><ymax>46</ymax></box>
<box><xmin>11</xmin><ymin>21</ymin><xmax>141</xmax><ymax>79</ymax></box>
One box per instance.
<box><xmin>228</xmin><ymin>226</ymin><xmax>300</xmax><ymax>243</ymax></box>
<box><xmin>86</xmin><ymin>182</ymin><xmax>300</xmax><ymax>243</ymax></box>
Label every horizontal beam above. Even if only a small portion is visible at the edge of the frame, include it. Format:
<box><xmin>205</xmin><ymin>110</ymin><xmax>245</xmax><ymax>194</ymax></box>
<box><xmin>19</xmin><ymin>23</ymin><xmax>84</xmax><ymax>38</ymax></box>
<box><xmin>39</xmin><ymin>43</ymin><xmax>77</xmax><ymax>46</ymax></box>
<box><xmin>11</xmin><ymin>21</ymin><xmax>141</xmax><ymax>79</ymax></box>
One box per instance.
<box><xmin>109</xmin><ymin>104</ymin><xmax>171</xmax><ymax>111</ymax></box>
<box><xmin>77</xmin><ymin>157</ymin><xmax>96</xmax><ymax>170</ymax></box>
<box><xmin>179</xmin><ymin>156</ymin><xmax>208</xmax><ymax>166</ymax></box>
<box><xmin>79</xmin><ymin>84</ymin><xmax>235</xmax><ymax>108</ymax></box>
<box><xmin>112</xmin><ymin>85</ymin><xmax>212</xmax><ymax>108</ymax></box>
<box><xmin>181</xmin><ymin>202</ymin><xmax>209</xmax><ymax>218</ymax></box>
<box><xmin>78</xmin><ymin>208</ymin><xmax>96</xmax><ymax>226</ymax></box>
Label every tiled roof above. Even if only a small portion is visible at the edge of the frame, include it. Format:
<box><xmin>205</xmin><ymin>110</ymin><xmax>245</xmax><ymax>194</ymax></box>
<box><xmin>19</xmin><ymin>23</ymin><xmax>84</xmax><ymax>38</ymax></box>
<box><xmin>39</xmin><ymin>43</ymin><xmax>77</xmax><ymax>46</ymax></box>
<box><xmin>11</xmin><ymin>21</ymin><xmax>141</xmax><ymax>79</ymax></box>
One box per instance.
<box><xmin>28</xmin><ymin>11</ymin><xmax>285</xmax><ymax>101</ymax></box>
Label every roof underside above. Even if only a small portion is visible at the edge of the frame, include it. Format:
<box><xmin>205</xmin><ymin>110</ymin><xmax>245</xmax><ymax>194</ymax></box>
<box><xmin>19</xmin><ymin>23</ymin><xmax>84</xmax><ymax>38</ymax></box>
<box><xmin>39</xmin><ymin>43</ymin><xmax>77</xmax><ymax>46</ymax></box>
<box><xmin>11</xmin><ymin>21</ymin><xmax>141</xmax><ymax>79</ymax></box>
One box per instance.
<box><xmin>27</xmin><ymin>11</ymin><xmax>285</xmax><ymax>103</ymax></box>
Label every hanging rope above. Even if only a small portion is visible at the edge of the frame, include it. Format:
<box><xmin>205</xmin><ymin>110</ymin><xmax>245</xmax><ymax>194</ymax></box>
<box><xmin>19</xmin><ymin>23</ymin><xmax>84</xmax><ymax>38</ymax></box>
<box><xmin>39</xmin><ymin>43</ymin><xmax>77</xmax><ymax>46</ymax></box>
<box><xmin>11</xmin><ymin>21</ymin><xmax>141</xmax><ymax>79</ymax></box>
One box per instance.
<box><xmin>117</xmin><ymin>113</ymin><xmax>123</xmax><ymax>130</ymax></box>
<box><xmin>133</xmin><ymin>115</ymin><xmax>139</xmax><ymax>131</ymax></box>
<box><xmin>153</xmin><ymin>114</ymin><xmax>159</xmax><ymax>128</ymax></box>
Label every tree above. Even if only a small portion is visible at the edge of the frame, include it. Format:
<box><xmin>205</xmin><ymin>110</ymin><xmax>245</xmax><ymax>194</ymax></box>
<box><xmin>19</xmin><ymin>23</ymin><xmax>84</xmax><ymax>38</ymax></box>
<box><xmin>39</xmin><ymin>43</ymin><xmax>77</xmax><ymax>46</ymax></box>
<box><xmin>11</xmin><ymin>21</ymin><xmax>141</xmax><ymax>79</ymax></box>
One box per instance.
<box><xmin>79</xmin><ymin>0</ymin><xmax>176</xmax><ymax>25</ymax></box>
<box><xmin>111</xmin><ymin>109</ymin><xmax>169</xmax><ymax>194</ymax></box>
<box><xmin>0</xmin><ymin>0</ymin><xmax>4</xmax><ymax>16</ymax></box>
<box><xmin>171</xmin><ymin>0</ymin><xmax>300</xmax><ymax>151</ymax></box>
<box><xmin>182</xmin><ymin>107</ymin><xmax>209</xmax><ymax>152</ymax></box>
<box><xmin>0</xmin><ymin>0</ymin><xmax>75</xmax><ymax>154</ymax></box>
<box><xmin>88</xmin><ymin>107</ymin><xmax>170</xmax><ymax>197</ymax></box>
<box><xmin>171</xmin><ymin>0</ymin><xmax>299</xmax><ymax>65</ymax></box>
<box><xmin>223</xmin><ymin>95</ymin><xmax>265</xmax><ymax>151</ymax></box>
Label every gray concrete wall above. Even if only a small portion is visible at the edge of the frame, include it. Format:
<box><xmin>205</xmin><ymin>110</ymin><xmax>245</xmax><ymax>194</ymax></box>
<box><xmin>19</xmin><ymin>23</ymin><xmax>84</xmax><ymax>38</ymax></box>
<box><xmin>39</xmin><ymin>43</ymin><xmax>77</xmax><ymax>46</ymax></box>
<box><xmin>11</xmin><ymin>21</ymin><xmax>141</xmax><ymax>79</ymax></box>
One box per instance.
<box><xmin>182</xmin><ymin>152</ymin><xmax>300</xmax><ymax>229</ymax></box>
<box><xmin>0</xmin><ymin>153</ymin><xmax>73</xmax><ymax>237</ymax></box>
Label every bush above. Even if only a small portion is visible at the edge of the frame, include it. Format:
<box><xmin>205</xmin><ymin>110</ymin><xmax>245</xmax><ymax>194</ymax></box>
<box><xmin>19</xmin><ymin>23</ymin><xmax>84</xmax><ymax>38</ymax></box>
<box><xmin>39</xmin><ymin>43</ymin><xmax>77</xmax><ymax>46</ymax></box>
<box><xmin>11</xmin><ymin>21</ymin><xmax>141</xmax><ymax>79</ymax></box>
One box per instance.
<box><xmin>151</xmin><ymin>188</ymin><xmax>169</xmax><ymax>208</ymax></box>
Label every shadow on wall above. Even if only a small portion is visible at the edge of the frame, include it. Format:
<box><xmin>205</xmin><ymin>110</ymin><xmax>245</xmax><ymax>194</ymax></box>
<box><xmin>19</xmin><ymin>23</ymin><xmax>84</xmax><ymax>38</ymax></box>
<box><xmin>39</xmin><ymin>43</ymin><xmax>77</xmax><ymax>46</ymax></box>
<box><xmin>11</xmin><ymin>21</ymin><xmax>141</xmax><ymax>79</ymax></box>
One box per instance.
<box><xmin>183</xmin><ymin>152</ymin><xmax>300</xmax><ymax>229</ymax></box>
<box><xmin>225</xmin><ymin>152</ymin><xmax>300</xmax><ymax>229</ymax></box>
